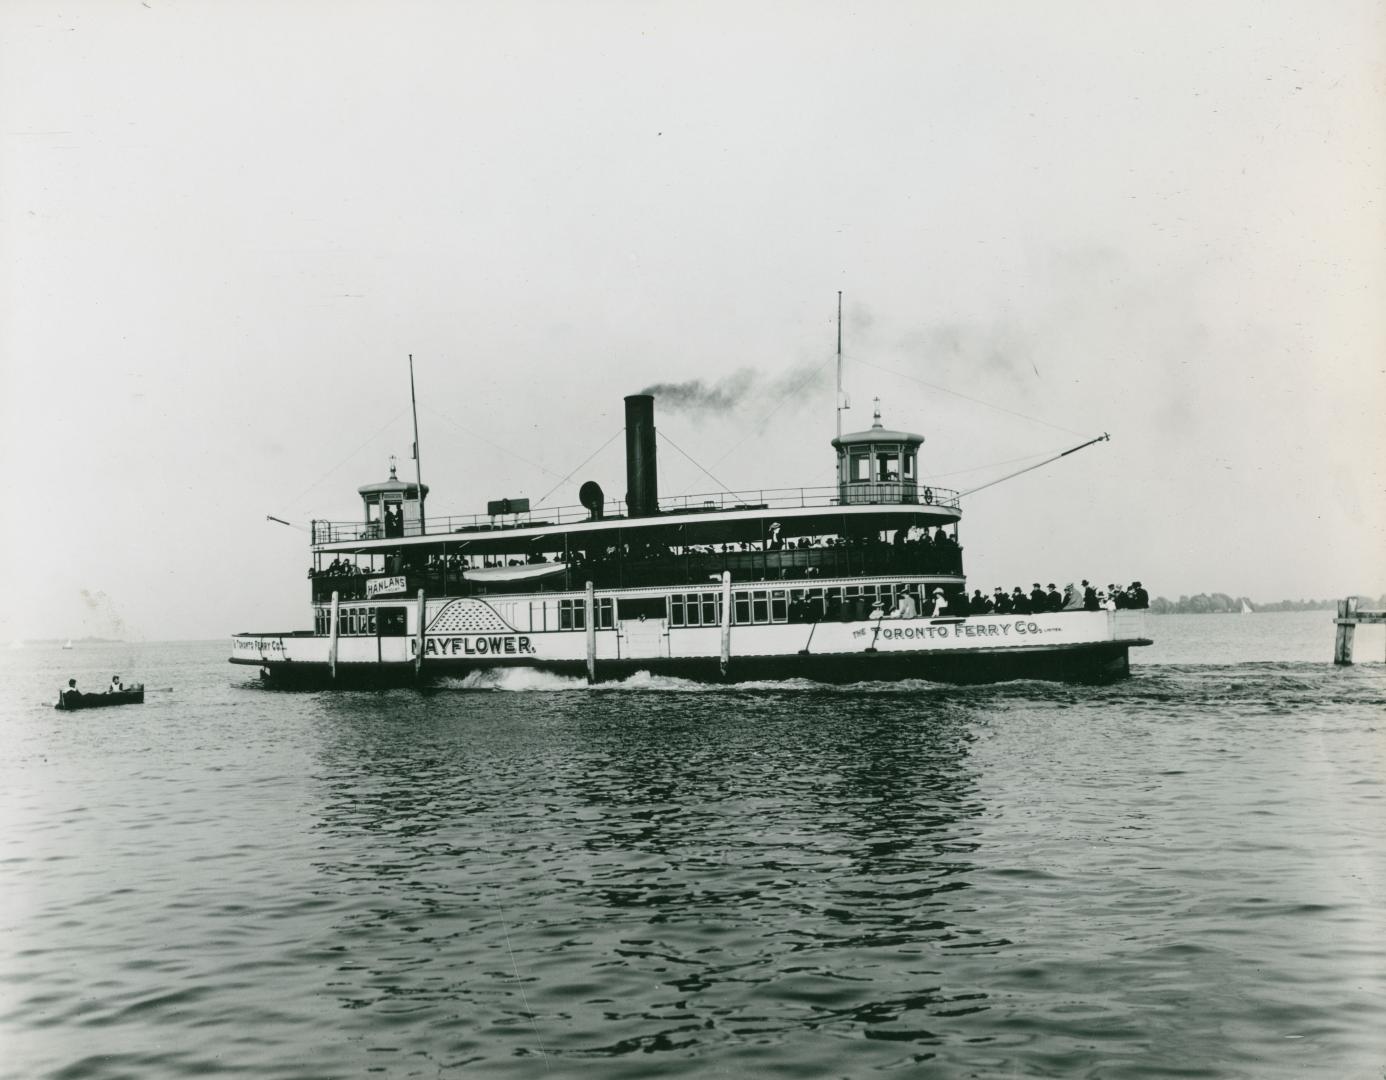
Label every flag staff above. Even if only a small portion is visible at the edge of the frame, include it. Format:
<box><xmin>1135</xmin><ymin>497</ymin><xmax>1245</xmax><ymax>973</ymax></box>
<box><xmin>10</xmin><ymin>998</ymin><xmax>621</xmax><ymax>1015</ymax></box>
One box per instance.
<box><xmin>835</xmin><ymin>291</ymin><xmax>845</xmax><ymax>440</ymax></box>
<box><xmin>409</xmin><ymin>354</ymin><xmax>425</xmax><ymax>531</ymax></box>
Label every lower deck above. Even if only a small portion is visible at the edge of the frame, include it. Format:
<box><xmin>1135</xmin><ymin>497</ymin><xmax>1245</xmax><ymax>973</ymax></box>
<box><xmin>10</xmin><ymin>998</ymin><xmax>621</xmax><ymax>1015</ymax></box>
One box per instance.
<box><xmin>232</xmin><ymin>580</ymin><xmax>1151</xmax><ymax>686</ymax></box>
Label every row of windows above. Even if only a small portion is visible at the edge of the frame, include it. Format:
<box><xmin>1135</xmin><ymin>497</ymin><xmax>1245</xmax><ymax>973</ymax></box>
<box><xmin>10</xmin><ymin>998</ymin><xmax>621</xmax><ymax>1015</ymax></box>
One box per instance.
<box><xmin>672</xmin><ymin>584</ymin><xmax>910</xmax><ymax>626</ymax></box>
<box><xmin>313</xmin><ymin>584</ymin><xmax>927</xmax><ymax>637</ymax></box>
<box><xmin>314</xmin><ymin>606</ymin><xmax>408</xmax><ymax>636</ymax></box>
<box><xmin>670</xmin><ymin>592</ymin><xmax>722</xmax><ymax>627</ymax></box>
<box><xmin>847</xmin><ymin>446</ymin><xmax>917</xmax><ymax>483</ymax></box>
<box><xmin>557</xmin><ymin>597</ymin><xmax>616</xmax><ymax>631</ymax></box>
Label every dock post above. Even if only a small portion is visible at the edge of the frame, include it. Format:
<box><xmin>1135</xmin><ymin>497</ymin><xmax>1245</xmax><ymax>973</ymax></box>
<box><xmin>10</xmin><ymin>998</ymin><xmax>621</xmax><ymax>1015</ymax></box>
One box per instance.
<box><xmin>1334</xmin><ymin>597</ymin><xmax>1357</xmax><ymax>665</ymax></box>
<box><xmin>415</xmin><ymin>589</ymin><xmax>426</xmax><ymax>680</ymax></box>
<box><xmin>720</xmin><ymin>570</ymin><xmax>732</xmax><ymax>679</ymax></box>
<box><xmin>328</xmin><ymin>591</ymin><xmax>340</xmax><ymax>682</ymax></box>
<box><xmin>585</xmin><ymin>581</ymin><xmax>597</xmax><ymax>684</ymax></box>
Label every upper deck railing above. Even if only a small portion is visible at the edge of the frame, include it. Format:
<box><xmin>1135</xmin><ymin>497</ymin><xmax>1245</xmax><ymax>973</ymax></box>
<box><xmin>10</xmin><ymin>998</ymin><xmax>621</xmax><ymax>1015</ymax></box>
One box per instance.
<box><xmin>310</xmin><ymin>483</ymin><xmax>961</xmax><ymax>547</ymax></box>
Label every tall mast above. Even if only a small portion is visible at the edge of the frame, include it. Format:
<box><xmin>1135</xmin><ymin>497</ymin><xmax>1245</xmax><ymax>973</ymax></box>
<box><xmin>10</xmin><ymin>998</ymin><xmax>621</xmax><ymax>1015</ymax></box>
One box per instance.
<box><xmin>409</xmin><ymin>353</ymin><xmax>425</xmax><ymax>530</ymax></box>
<box><xmin>835</xmin><ymin>290</ymin><xmax>844</xmax><ymax>439</ymax></box>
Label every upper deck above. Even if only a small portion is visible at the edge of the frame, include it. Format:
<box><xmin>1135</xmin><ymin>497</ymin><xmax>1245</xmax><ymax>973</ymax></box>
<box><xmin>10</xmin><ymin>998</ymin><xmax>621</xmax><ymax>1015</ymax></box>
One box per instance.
<box><xmin>310</xmin><ymin>482</ymin><xmax>961</xmax><ymax>552</ymax></box>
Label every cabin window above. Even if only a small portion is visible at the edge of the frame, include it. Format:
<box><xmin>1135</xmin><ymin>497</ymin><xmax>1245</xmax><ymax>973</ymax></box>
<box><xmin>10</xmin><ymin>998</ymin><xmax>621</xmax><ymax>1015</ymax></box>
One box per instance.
<box><xmin>701</xmin><ymin>594</ymin><xmax>718</xmax><ymax>625</ymax></box>
<box><xmin>771</xmin><ymin>590</ymin><xmax>788</xmax><ymax>622</ymax></box>
<box><xmin>734</xmin><ymin>593</ymin><xmax>751</xmax><ymax>625</ymax></box>
<box><xmin>851</xmin><ymin>452</ymin><xmax>870</xmax><ymax>482</ymax></box>
<box><xmin>903</xmin><ymin>453</ymin><xmax>915</xmax><ymax>480</ymax></box>
<box><xmin>599</xmin><ymin>598</ymin><xmax>615</xmax><ymax>629</ymax></box>
<box><xmin>751</xmin><ymin>590</ymin><xmax>769</xmax><ymax>623</ymax></box>
<box><xmin>876</xmin><ymin>449</ymin><xmax>900</xmax><ymax>481</ymax></box>
<box><xmin>559</xmin><ymin>599</ymin><xmax>585</xmax><ymax>630</ymax></box>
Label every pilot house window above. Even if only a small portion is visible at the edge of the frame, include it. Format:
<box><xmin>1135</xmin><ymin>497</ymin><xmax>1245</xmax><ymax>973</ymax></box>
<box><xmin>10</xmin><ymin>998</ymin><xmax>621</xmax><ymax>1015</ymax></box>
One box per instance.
<box><xmin>876</xmin><ymin>448</ymin><xmax>901</xmax><ymax>481</ymax></box>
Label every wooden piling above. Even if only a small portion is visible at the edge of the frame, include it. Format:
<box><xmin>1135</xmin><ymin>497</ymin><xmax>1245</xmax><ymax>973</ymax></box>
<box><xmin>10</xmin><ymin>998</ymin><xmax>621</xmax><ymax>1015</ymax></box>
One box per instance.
<box><xmin>415</xmin><ymin>589</ymin><xmax>426</xmax><ymax>679</ymax></box>
<box><xmin>719</xmin><ymin>570</ymin><xmax>732</xmax><ymax>679</ymax></box>
<box><xmin>328</xmin><ymin>591</ymin><xmax>340</xmax><ymax>682</ymax></box>
<box><xmin>585</xmin><ymin>581</ymin><xmax>597</xmax><ymax>685</ymax></box>
<box><xmin>1333</xmin><ymin>597</ymin><xmax>1386</xmax><ymax>665</ymax></box>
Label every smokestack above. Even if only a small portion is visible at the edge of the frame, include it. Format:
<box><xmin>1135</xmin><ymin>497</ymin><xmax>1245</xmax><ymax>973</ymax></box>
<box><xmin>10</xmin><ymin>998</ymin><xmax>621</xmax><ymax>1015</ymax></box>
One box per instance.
<box><xmin>624</xmin><ymin>394</ymin><xmax>659</xmax><ymax>518</ymax></box>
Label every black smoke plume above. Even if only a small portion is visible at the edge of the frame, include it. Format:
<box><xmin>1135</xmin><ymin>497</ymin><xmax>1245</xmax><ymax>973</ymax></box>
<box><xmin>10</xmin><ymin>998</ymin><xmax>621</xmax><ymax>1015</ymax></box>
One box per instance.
<box><xmin>641</xmin><ymin>365</ymin><xmax>826</xmax><ymax>416</ymax></box>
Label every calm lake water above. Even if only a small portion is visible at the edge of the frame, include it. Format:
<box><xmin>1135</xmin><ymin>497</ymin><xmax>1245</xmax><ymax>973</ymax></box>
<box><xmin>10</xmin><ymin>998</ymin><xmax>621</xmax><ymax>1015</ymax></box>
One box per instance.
<box><xmin>2</xmin><ymin>613</ymin><xmax>1383</xmax><ymax>1079</ymax></box>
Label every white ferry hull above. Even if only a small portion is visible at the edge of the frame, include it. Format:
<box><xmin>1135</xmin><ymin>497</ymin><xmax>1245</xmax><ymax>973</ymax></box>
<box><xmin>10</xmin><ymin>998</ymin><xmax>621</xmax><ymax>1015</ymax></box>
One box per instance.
<box><xmin>231</xmin><ymin>609</ymin><xmax>1150</xmax><ymax>687</ymax></box>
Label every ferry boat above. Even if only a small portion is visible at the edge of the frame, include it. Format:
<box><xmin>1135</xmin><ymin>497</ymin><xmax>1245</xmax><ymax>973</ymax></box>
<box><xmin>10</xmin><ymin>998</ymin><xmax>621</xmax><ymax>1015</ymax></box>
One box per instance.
<box><xmin>231</xmin><ymin>393</ymin><xmax>1151</xmax><ymax>686</ymax></box>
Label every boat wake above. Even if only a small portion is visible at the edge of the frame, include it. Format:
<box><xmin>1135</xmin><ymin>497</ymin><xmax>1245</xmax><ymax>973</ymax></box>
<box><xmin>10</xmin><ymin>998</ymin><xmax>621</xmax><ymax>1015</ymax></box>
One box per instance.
<box><xmin>432</xmin><ymin>668</ymin><xmax>956</xmax><ymax>693</ymax></box>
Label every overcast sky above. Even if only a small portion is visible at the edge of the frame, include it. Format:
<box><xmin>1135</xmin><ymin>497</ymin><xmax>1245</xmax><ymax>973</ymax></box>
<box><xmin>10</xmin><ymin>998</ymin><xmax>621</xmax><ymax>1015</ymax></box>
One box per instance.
<box><xmin>2</xmin><ymin>0</ymin><xmax>1383</xmax><ymax>641</ymax></box>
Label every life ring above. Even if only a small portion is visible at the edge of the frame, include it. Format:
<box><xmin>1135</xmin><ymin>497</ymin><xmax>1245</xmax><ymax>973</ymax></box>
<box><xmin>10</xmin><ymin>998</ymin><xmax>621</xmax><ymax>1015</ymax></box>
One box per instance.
<box><xmin>923</xmin><ymin>487</ymin><xmax>934</xmax><ymax>505</ymax></box>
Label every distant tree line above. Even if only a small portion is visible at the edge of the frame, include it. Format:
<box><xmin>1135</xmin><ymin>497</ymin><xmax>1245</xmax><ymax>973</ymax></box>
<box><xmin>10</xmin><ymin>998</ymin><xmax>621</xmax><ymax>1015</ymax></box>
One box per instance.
<box><xmin>1150</xmin><ymin>593</ymin><xmax>1386</xmax><ymax>614</ymax></box>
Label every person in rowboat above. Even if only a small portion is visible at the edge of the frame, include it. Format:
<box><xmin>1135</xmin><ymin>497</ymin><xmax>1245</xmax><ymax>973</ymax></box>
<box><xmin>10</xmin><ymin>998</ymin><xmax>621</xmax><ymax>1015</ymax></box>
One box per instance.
<box><xmin>59</xmin><ymin>679</ymin><xmax>80</xmax><ymax>706</ymax></box>
<box><xmin>108</xmin><ymin>675</ymin><xmax>124</xmax><ymax>693</ymax></box>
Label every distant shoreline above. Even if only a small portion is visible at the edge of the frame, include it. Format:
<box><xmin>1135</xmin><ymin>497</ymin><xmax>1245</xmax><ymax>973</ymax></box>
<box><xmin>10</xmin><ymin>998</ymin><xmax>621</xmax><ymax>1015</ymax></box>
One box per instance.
<box><xmin>1150</xmin><ymin>595</ymin><xmax>1383</xmax><ymax>615</ymax></box>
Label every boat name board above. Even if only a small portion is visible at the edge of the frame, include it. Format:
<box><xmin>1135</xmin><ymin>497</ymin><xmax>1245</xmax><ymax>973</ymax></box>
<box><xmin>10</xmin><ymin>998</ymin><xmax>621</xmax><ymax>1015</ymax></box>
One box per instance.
<box><xmin>856</xmin><ymin>618</ymin><xmax>1062</xmax><ymax>643</ymax></box>
<box><xmin>422</xmin><ymin>634</ymin><xmax>536</xmax><ymax>657</ymax></box>
<box><xmin>232</xmin><ymin>637</ymin><xmax>286</xmax><ymax>653</ymax></box>
<box><xmin>366</xmin><ymin>575</ymin><xmax>409</xmax><ymax>598</ymax></box>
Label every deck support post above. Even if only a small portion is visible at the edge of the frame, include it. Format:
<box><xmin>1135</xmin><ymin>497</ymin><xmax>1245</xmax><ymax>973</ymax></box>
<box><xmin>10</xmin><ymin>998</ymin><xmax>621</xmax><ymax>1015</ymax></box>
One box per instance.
<box><xmin>719</xmin><ymin>570</ymin><xmax>732</xmax><ymax>680</ymax></box>
<box><xmin>328</xmin><ymin>591</ymin><xmax>340</xmax><ymax>682</ymax></box>
<box><xmin>585</xmin><ymin>581</ymin><xmax>597</xmax><ymax>684</ymax></box>
<box><xmin>415</xmin><ymin>589</ymin><xmax>426</xmax><ymax>680</ymax></box>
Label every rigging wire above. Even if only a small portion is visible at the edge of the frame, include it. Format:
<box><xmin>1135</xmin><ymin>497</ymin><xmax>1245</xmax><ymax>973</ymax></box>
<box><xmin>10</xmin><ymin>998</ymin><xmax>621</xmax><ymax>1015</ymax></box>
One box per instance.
<box><xmin>420</xmin><ymin>403</ymin><xmax>571</xmax><ymax>482</ymax></box>
<box><xmin>921</xmin><ymin>446</ymin><xmax>1074</xmax><ymax>482</ymax></box>
<box><xmin>533</xmin><ymin>427</ymin><xmax>626</xmax><ymax>508</ymax></box>
<box><xmin>852</xmin><ymin>356</ymin><xmax>1094</xmax><ymax>438</ymax></box>
<box><xmin>279</xmin><ymin>406</ymin><xmax>412</xmax><ymax>510</ymax></box>
<box><xmin>657</xmin><ymin>428</ymin><xmax>739</xmax><ymax>498</ymax></box>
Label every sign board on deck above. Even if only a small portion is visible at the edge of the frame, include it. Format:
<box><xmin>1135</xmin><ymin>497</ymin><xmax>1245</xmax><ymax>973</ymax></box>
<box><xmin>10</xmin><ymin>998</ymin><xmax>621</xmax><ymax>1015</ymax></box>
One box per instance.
<box><xmin>366</xmin><ymin>575</ymin><xmax>408</xmax><ymax>599</ymax></box>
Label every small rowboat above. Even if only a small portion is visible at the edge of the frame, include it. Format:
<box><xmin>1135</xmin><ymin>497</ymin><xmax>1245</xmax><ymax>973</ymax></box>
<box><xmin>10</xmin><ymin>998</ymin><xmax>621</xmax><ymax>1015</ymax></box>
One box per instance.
<box><xmin>55</xmin><ymin>686</ymin><xmax>145</xmax><ymax>711</ymax></box>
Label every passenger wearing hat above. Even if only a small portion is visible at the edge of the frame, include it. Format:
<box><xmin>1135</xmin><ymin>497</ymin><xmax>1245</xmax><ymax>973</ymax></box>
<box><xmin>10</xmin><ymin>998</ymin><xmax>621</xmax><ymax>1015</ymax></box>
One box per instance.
<box><xmin>1030</xmin><ymin>582</ymin><xmax>1046</xmax><ymax>612</ymax></box>
<box><xmin>1130</xmin><ymin>581</ymin><xmax>1149</xmax><ymax>609</ymax></box>
<box><xmin>1011</xmin><ymin>586</ymin><xmax>1030</xmax><ymax>615</ymax></box>
<box><xmin>972</xmin><ymin>588</ymin><xmax>991</xmax><ymax>613</ymax></box>
<box><xmin>931</xmin><ymin>587</ymin><xmax>948</xmax><ymax>617</ymax></box>
<box><xmin>993</xmin><ymin>586</ymin><xmax>1012</xmax><ymax>614</ymax></box>
<box><xmin>1045</xmin><ymin>583</ymin><xmax>1063</xmax><ymax>612</ymax></box>
<box><xmin>1082</xmin><ymin>580</ymin><xmax>1099</xmax><ymax>612</ymax></box>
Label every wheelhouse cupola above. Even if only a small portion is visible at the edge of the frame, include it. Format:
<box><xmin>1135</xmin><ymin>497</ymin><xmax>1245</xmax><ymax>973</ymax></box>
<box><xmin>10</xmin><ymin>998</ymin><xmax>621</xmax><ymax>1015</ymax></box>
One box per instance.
<box><xmin>358</xmin><ymin>457</ymin><xmax>429</xmax><ymax>538</ymax></box>
<box><xmin>831</xmin><ymin>399</ymin><xmax>925</xmax><ymax>505</ymax></box>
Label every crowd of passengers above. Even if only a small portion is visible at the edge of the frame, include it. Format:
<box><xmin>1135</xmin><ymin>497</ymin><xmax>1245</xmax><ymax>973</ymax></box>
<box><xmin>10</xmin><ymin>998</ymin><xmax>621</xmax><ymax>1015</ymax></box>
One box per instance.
<box><xmin>958</xmin><ymin>580</ymin><xmax>1149</xmax><ymax>615</ymax></box>
<box><xmin>798</xmin><ymin>579</ymin><xmax>1150</xmax><ymax>622</ymax></box>
<box><xmin>310</xmin><ymin>527</ymin><xmax>962</xmax><ymax>577</ymax></box>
